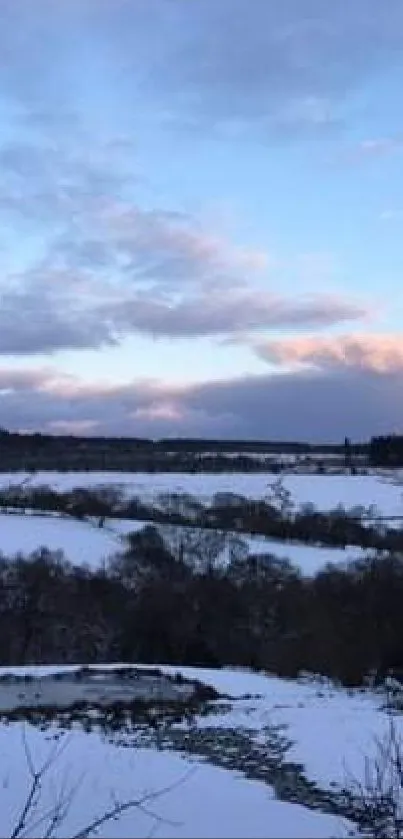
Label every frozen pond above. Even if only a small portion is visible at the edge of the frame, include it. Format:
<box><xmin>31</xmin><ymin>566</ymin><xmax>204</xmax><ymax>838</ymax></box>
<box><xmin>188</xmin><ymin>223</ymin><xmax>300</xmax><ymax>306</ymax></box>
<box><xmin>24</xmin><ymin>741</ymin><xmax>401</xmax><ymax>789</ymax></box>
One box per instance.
<box><xmin>0</xmin><ymin>667</ymin><xmax>198</xmax><ymax>712</ymax></box>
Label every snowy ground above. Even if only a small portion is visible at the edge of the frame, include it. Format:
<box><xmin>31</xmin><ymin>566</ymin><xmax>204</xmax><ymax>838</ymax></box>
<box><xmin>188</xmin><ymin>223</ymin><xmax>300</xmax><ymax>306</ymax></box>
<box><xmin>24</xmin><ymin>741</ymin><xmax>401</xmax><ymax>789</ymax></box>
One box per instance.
<box><xmin>0</xmin><ymin>663</ymin><xmax>396</xmax><ymax>838</ymax></box>
<box><xmin>240</xmin><ymin>535</ymin><xmax>367</xmax><ymax>576</ymax></box>
<box><xmin>0</xmin><ymin>724</ymin><xmax>348</xmax><ymax>839</ymax></box>
<box><xmin>157</xmin><ymin>665</ymin><xmax>392</xmax><ymax>792</ymax></box>
<box><xmin>0</xmin><ymin>512</ymin><xmax>121</xmax><ymax>568</ymax></box>
<box><xmin>0</xmin><ymin>470</ymin><xmax>402</xmax><ymax>516</ymax></box>
<box><xmin>0</xmin><ymin>512</ymin><xmax>368</xmax><ymax>575</ymax></box>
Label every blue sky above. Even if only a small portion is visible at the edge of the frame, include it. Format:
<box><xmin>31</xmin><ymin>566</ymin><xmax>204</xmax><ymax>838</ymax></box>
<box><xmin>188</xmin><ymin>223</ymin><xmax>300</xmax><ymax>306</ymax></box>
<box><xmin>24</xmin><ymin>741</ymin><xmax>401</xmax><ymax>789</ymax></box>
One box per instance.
<box><xmin>0</xmin><ymin>0</ymin><xmax>402</xmax><ymax>440</ymax></box>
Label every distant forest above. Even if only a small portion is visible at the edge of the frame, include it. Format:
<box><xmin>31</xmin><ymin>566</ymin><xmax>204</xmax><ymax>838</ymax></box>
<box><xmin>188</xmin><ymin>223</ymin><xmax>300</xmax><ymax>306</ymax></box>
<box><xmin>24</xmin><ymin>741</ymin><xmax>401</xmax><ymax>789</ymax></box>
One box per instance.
<box><xmin>0</xmin><ymin>428</ymin><xmax>372</xmax><ymax>472</ymax></box>
<box><xmin>369</xmin><ymin>435</ymin><xmax>403</xmax><ymax>467</ymax></box>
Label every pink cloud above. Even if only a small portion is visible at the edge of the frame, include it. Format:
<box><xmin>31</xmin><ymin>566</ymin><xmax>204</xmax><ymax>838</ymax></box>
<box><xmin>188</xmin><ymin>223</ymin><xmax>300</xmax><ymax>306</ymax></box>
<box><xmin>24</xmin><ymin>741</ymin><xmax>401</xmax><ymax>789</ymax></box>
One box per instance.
<box><xmin>255</xmin><ymin>334</ymin><xmax>403</xmax><ymax>373</ymax></box>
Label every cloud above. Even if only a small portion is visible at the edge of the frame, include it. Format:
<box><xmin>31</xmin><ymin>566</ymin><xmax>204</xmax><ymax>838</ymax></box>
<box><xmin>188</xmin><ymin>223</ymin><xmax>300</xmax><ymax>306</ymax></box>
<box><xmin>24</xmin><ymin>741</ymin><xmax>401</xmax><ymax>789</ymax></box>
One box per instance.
<box><xmin>0</xmin><ymin>2</ymin><xmax>389</xmax><ymax>359</ymax></box>
<box><xmin>0</xmin><ymin>363</ymin><xmax>402</xmax><ymax>442</ymax></box>
<box><xmin>112</xmin><ymin>291</ymin><xmax>369</xmax><ymax>340</ymax></box>
<box><xmin>79</xmin><ymin>202</ymin><xmax>268</xmax><ymax>289</ymax></box>
<box><xmin>177</xmin><ymin>369</ymin><xmax>403</xmax><ymax>441</ymax></box>
<box><xmin>0</xmin><ymin>125</ymin><xmax>369</xmax><ymax>354</ymax></box>
<box><xmin>0</xmin><ymin>129</ymin><xmax>265</xmax><ymax>283</ymax></box>
<box><xmin>0</xmin><ymin>1</ymin><xmax>400</xmax><ymax>442</ymax></box>
<box><xmin>0</xmin><ymin>270</ymin><xmax>369</xmax><ymax>354</ymax></box>
<box><xmin>254</xmin><ymin>334</ymin><xmax>403</xmax><ymax>373</ymax></box>
<box><xmin>1</xmin><ymin>1</ymin><xmax>403</xmax><ymax>139</ymax></box>
<box><xmin>127</xmin><ymin>0</ymin><xmax>403</xmax><ymax>135</ymax></box>
<box><xmin>0</xmin><ymin>130</ymin><xmax>139</xmax><ymax>232</ymax></box>
<box><xmin>0</xmin><ymin>281</ymin><xmax>115</xmax><ymax>355</ymax></box>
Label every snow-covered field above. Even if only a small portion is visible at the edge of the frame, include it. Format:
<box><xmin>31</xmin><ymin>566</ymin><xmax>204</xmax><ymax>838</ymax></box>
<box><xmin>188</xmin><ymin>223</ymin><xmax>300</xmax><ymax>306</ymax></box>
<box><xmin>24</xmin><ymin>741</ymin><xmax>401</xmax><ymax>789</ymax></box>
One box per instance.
<box><xmin>242</xmin><ymin>535</ymin><xmax>367</xmax><ymax>576</ymax></box>
<box><xmin>0</xmin><ymin>512</ymin><xmax>368</xmax><ymax>575</ymax></box>
<box><xmin>0</xmin><ymin>467</ymin><xmax>398</xmax><ymax>574</ymax></box>
<box><xmin>0</xmin><ymin>663</ymin><xmax>395</xmax><ymax>838</ymax></box>
<box><xmin>0</xmin><ymin>513</ymin><xmax>122</xmax><ymax>568</ymax></box>
<box><xmin>0</xmin><ymin>470</ymin><xmax>402</xmax><ymax>515</ymax></box>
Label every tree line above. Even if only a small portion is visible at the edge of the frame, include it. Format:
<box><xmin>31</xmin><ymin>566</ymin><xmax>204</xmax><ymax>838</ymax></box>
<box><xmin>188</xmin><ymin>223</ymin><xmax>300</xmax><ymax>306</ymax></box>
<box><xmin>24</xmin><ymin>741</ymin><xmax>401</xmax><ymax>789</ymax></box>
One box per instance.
<box><xmin>0</xmin><ymin>428</ymin><xmax>368</xmax><ymax>472</ymax></box>
<box><xmin>0</xmin><ymin>525</ymin><xmax>403</xmax><ymax>687</ymax></box>
<box><xmin>1</xmin><ymin>482</ymin><xmax>402</xmax><ymax>552</ymax></box>
<box><xmin>369</xmin><ymin>435</ymin><xmax>403</xmax><ymax>467</ymax></box>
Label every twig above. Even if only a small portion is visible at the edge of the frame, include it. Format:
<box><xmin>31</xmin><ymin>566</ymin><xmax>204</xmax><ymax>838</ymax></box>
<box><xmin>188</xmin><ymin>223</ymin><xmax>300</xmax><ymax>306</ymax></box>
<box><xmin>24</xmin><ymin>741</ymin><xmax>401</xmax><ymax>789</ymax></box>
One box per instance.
<box><xmin>71</xmin><ymin>766</ymin><xmax>197</xmax><ymax>839</ymax></box>
<box><xmin>11</xmin><ymin>729</ymin><xmax>72</xmax><ymax>839</ymax></box>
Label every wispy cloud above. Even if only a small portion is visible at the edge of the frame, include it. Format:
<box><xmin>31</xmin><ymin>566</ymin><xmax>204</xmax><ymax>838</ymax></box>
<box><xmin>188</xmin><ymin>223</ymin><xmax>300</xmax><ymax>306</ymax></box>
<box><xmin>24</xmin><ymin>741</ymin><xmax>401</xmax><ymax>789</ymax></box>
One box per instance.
<box><xmin>0</xmin><ymin>269</ymin><xmax>369</xmax><ymax>353</ymax></box>
<box><xmin>108</xmin><ymin>290</ymin><xmax>369</xmax><ymax>341</ymax></box>
<box><xmin>0</xmin><ymin>117</ymin><xmax>369</xmax><ymax>354</ymax></box>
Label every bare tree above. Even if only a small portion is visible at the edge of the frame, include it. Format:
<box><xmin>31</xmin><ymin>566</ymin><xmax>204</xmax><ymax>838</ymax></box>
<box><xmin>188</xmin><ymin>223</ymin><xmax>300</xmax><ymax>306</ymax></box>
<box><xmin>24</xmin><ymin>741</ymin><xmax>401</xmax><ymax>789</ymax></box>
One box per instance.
<box><xmin>265</xmin><ymin>478</ymin><xmax>294</xmax><ymax>519</ymax></box>
<box><xmin>162</xmin><ymin>524</ymin><xmax>226</xmax><ymax>574</ymax></box>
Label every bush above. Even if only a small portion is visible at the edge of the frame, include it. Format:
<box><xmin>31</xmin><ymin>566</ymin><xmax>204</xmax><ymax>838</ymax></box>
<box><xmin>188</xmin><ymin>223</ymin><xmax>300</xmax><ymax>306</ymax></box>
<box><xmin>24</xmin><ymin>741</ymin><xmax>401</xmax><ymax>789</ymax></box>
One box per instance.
<box><xmin>342</xmin><ymin>715</ymin><xmax>403</xmax><ymax>837</ymax></box>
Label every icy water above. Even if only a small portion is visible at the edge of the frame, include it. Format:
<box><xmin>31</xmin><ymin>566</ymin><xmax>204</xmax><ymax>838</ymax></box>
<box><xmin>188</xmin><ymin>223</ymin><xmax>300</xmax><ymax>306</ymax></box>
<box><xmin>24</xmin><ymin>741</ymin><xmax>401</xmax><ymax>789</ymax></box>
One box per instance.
<box><xmin>0</xmin><ymin>668</ymin><xmax>195</xmax><ymax>712</ymax></box>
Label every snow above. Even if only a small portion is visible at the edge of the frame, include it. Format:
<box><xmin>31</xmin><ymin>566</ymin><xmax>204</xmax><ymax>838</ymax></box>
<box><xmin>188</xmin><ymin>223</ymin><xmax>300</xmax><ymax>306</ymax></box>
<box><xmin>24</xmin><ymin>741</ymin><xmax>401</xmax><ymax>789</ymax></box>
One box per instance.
<box><xmin>0</xmin><ymin>470</ymin><xmax>401</xmax><ymax>516</ymax></box>
<box><xmin>0</xmin><ymin>513</ymin><xmax>121</xmax><ymax>569</ymax></box>
<box><xmin>0</xmin><ymin>512</ymin><xmax>368</xmax><ymax>576</ymax></box>
<box><xmin>0</xmin><ymin>471</ymin><xmax>400</xmax><ymax>576</ymax></box>
<box><xmin>240</xmin><ymin>535</ymin><xmax>367</xmax><ymax>576</ymax></box>
<box><xmin>0</xmin><ymin>662</ymin><xmax>397</xmax><ymax>837</ymax></box>
<box><xmin>0</xmin><ymin>722</ymin><xmax>348</xmax><ymax>839</ymax></box>
<box><xmin>110</xmin><ymin>518</ymin><xmax>151</xmax><ymax>537</ymax></box>
<box><xmin>0</xmin><ymin>663</ymin><xmax>395</xmax><ymax>798</ymax></box>
<box><xmin>155</xmin><ymin>666</ymin><xmax>395</xmax><ymax>793</ymax></box>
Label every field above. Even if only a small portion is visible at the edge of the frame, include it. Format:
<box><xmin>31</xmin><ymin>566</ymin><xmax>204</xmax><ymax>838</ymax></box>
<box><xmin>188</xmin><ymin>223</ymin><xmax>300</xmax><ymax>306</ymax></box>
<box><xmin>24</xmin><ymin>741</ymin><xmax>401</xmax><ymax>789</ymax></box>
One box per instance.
<box><xmin>0</xmin><ymin>511</ymin><xmax>369</xmax><ymax>574</ymax></box>
<box><xmin>0</xmin><ymin>469</ymin><xmax>401</xmax><ymax>574</ymax></box>
<box><xmin>0</xmin><ymin>469</ymin><xmax>401</xmax><ymax>512</ymax></box>
<box><xmin>0</xmin><ymin>468</ymin><xmax>402</xmax><ymax>837</ymax></box>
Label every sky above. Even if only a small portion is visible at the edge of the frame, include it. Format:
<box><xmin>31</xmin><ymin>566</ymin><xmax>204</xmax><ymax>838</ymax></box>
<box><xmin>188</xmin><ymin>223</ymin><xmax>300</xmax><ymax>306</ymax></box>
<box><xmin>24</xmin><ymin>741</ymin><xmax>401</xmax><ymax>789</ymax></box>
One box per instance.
<box><xmin>0</xmin><ymin>0</ymin><xmax>403</xmax><ymax>442</ymax></box>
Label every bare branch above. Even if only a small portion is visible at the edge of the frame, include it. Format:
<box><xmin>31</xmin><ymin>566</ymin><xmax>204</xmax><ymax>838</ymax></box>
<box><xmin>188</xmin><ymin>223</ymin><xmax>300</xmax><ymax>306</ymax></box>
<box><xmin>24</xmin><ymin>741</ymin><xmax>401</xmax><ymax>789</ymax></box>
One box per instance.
<box><xmin>21</xmin><ymin>770</ymin><xmax>84</xmax><ymax>839</ymax></box>
<box><xmin>71</xmin><ymin>766</ymin><xmax>196</xmax><ymax>839</ymax></box>
<box><xmin>10</xmin><ymin>766</ymin><xmax>41</xmax><ymax>839</ymax></box>
<box><xmin>9</xmin><ymin>727</ymin><xmax>196</xmax><ymax>839</ymax></box>
<box><xmin>11</xmin><ymin>730</ymin><xmax>74</xmax><ymax>839</ymax></box>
